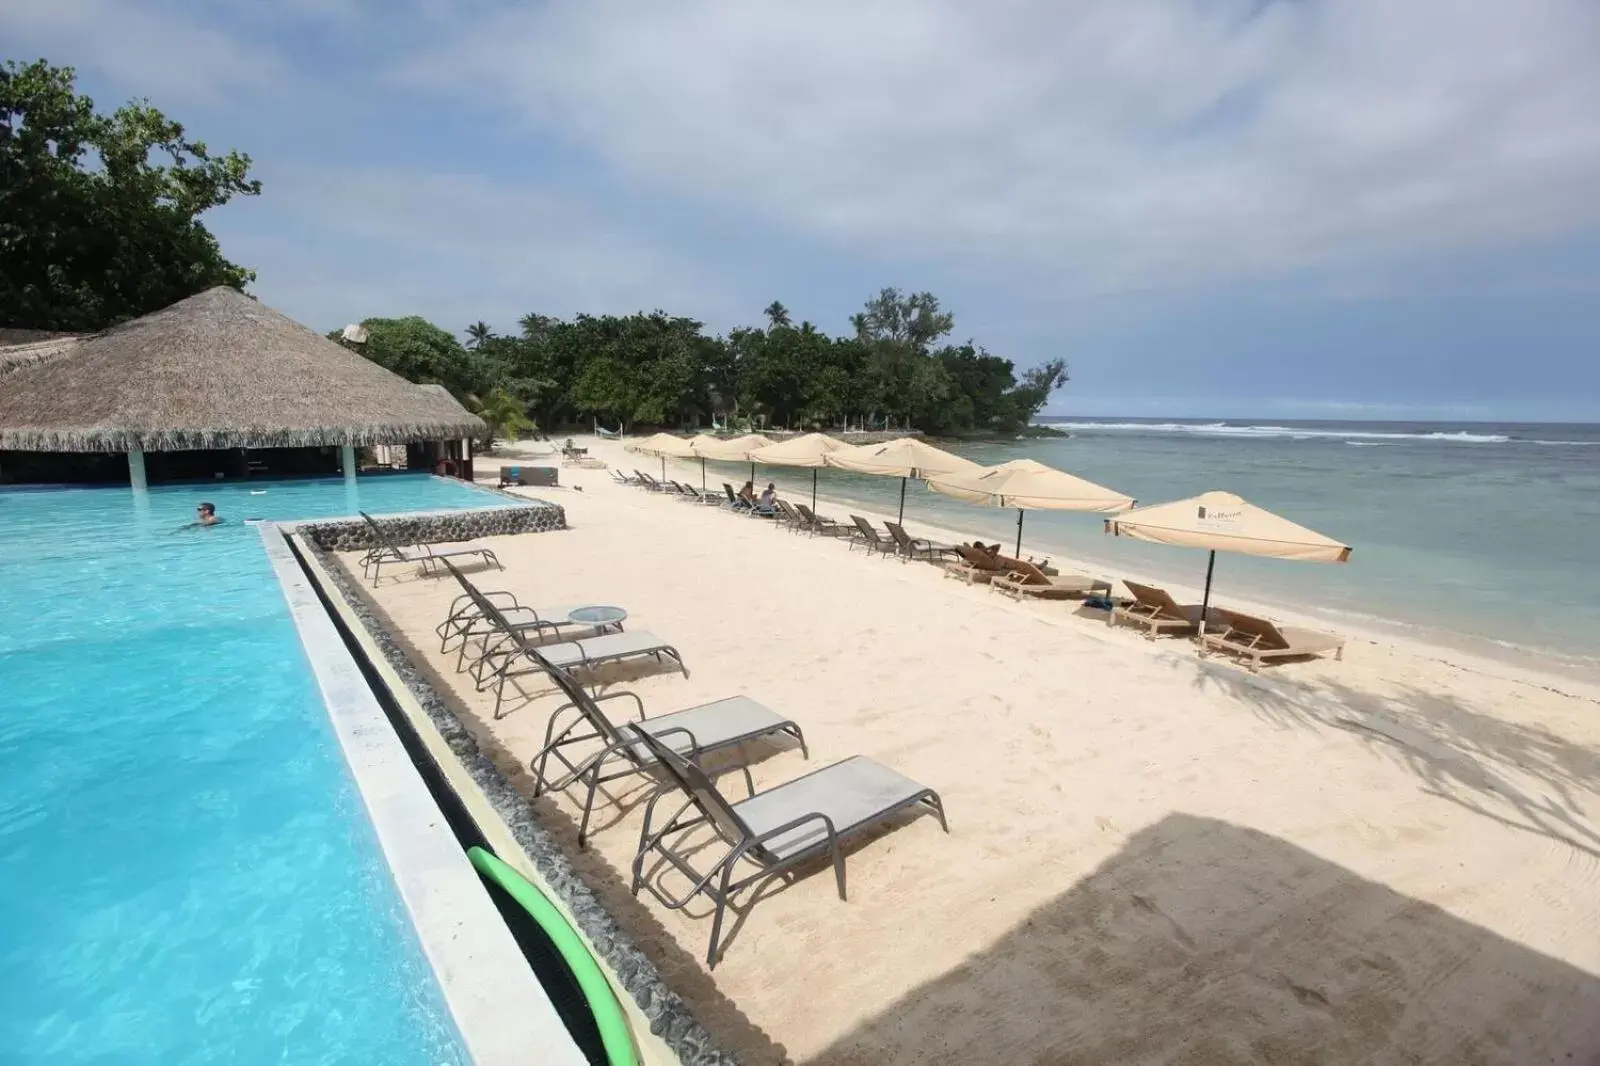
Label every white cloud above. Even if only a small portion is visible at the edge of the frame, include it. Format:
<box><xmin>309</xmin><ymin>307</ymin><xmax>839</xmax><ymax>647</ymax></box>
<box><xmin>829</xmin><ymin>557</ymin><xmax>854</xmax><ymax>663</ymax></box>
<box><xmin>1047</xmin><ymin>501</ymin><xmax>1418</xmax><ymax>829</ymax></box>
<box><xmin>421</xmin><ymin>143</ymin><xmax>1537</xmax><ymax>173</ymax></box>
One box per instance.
<box><xmin>216</xmin><ymin>165</ymin><xmax>739</xmax><ymax>333</ymax></box>
<box><xmin>406</xmin><ymin>0</ymin><xmax>1600</xmax><ymax>292</ymax></box>
<box><xmin>0</xmin><ymin>0</ymin><xmax>285</xmax><ymax>105</ymax></box>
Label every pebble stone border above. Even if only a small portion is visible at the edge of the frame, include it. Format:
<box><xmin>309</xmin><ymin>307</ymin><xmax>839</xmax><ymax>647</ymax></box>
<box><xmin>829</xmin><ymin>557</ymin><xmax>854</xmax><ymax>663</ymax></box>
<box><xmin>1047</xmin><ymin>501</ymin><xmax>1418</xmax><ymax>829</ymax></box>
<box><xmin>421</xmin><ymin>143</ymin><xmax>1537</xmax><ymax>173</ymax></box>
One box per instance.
<box><xmin>301</xmin><ymin>499</ymin><xmax>567</xmax><ymax>553</ymax></box>
<box><xmin>305</xmin><ymin>540</ymin><xmax>738</xmax><ymax>1066</ymax></box>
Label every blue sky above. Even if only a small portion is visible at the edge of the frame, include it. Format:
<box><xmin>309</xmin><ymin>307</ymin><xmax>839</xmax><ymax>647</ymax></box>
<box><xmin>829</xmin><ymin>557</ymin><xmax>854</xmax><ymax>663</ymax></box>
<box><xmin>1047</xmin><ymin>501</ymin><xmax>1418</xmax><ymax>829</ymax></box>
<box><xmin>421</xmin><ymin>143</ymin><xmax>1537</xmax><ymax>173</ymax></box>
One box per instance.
<box><xmin>7</xmin><ymin>0</ymin><xmax>1600</xmax><ymax>421</ymax></box>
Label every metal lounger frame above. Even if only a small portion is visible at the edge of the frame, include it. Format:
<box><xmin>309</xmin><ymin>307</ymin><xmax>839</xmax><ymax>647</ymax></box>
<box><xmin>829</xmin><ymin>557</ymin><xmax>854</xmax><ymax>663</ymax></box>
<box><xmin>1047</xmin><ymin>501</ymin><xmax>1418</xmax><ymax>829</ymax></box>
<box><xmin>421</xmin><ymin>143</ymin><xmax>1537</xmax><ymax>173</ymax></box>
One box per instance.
<box><xmin>527</xmin><ymin>656</ymin><xmax>806</xmax><ymax>846</ymax></box>
<box><xmin>629</xmin><ymin>731</ymin><xmax>947</xmax><ymax>967</ymax></box>
<box><xmin>358</xmin><ymin>510</ymin><xmax>502</xmax><ymax>586</ymax></box>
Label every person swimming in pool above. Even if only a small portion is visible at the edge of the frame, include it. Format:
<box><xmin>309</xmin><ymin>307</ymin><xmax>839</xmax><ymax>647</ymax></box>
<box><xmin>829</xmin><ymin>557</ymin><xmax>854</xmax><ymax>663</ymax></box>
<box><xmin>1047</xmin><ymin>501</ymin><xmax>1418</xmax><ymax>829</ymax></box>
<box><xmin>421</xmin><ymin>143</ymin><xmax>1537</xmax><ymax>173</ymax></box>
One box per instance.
<box><xmin>174</xmin><ymin>502</ymin><xmax>223</xmax><ymax>531</ymax></box>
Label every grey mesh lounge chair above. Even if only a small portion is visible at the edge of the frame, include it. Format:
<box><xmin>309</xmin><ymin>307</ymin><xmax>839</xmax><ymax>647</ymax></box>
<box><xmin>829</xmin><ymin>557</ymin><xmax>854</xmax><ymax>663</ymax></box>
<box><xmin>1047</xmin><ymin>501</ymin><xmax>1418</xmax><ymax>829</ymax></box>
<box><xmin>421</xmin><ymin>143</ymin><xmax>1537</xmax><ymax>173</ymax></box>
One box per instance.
<box><xmin>1200</xmin><ymin>607</ymin><xmax>1346</xmax><ymax>671</ymax></box>
<box><xmin>436</xmin><ymin>561</ymin><xmax>614</xmax><ymax>677</ymax></box>
<box><xmin>358</xmin><ymin>511</ymin><xmax>502</xmax><ymax>586</ymax></box>
<box><xmin>1112</xmin><ymin>581</ymin><xmax>1218</xmax><ymax>639</ymax></box>
<box><xmin>848</xmin><ymin>515</ymin><xmax>894</xmax><ymax>557</ymax></box>
<box><xmin>884</xmin><ymin>521</ymin><xmax>959</xmax><ymax>563</ymax></box>
<box><xmin>455</xmin><ymin>586</ymin><xmax>687</xmax><ymax>718</ymax></box>
<box><xmin>527</xmin><ymin>653</ymin><xmax>807</xmax><ymax>846</ymax></box>
<box><xmin>630</xmin><ymin>730</ymin><xmax>948</xmax><ymax>967</ymax></box>
<box><xmin>722</xmin><ymin>483</ymin><xmax>750</xmax><ymax>511</ymax></box>
<box><xmin>991</xmin><ymin>559</ymin><xmax>1110</xmax><ymax>601</ymax></box>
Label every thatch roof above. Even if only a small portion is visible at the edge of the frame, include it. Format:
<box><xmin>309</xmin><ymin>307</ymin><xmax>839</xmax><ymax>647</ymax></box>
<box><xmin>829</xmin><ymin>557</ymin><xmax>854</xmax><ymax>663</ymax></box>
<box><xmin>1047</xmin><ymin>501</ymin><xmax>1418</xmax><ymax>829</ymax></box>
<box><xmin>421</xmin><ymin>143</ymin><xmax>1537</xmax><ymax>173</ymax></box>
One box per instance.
<box><xmin>0</xmin><ymin>287</ymin><xmax>486</xmax><ymax>452</ymax></box>
<box><xmin>412</xmin><ymin>383</ymin><xmax>478</xmax><ymax>422</ymax></box>
<box><xmin>0</xmin><ymin>335</ymin><xmax>84</xmax><ymax>379</ymax></box>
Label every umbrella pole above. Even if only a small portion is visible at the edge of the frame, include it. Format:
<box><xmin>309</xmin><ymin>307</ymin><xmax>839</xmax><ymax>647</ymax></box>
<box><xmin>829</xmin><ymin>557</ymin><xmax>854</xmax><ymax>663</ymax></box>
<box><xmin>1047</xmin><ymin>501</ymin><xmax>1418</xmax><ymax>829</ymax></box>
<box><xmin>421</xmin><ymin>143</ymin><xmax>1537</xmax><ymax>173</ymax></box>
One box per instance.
<box><xmin>1199</xmin><ymin>550</ymin><xmax>1216</xmax><ymax>644</ymax></box>
<box><xmin>701</xmin><ymin>457</ymin><xmax>706</xmax><ymax>492</ymax></box>
<box><xmin>660</xmin><ymin>455</ymin><xmax>666</xmax><ymax>481</ymax></box>
<box><xmin>898</xmin><ymin>477</ymin><xmax>907</xmax><ymax>523</ymax></box>
<box><xmin>812</xmin><ymin>468</ymin><xmax>818</xmax><ymax>511</ymax></box>
<box><xmin>1014</xmin><ymin>508</ymin><xmax>1025</xmax><ymax>557</ymax></box>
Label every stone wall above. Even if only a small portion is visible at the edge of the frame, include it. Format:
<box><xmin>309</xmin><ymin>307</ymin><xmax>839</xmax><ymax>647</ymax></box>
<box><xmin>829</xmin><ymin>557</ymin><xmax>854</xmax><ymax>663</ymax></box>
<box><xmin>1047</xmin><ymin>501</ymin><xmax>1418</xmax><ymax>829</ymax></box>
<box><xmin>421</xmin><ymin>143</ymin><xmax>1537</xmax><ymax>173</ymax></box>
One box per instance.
<box><xmin>302</xmin><ymin>501</ymin><xmax>566</xmax><ymax>552</ymax></box>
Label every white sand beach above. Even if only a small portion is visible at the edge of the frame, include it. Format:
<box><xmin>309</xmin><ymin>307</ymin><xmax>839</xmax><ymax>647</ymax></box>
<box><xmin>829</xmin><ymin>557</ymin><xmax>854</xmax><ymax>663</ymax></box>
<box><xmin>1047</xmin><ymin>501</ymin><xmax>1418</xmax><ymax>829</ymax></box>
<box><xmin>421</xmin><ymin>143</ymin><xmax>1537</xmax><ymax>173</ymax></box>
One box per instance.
<box><xmin>341</xmin><ymin>436</ymin><xmax>1600</xmax><ymax>1064</ymax></box>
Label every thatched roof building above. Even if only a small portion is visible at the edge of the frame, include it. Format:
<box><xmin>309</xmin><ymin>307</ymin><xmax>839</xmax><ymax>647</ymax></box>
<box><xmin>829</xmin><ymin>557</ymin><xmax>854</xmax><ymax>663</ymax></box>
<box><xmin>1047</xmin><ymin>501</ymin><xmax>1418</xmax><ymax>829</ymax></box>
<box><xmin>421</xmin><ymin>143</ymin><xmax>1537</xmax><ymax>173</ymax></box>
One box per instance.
<box><xmin>0</xmin><ymin>287</ymin><xmax>485</xmax><ymax>452</ymax></box>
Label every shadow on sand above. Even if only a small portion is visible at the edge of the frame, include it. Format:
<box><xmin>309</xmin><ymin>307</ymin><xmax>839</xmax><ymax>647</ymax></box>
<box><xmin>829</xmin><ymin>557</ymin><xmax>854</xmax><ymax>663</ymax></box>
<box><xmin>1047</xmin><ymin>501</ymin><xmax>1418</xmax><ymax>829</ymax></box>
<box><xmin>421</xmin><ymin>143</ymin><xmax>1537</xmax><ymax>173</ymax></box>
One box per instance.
<box><xmin>1188</xmin><ymin>662</ymin><xmax>1600</xmax><ymax>859</ymax></box>
<box><xmin>811</xmin><ymin>813</ymin><xmax>1600</xmax><ymax>1066</ymax></box>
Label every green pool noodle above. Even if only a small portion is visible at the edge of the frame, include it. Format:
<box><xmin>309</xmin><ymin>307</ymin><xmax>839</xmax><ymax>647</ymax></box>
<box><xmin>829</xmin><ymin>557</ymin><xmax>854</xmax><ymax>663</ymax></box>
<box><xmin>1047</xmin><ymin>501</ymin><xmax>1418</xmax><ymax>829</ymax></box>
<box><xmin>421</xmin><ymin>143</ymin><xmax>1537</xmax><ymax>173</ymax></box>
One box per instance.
<box><xmin>467</xmin><ymin>846</ymin><xmax>638</xmax><ymax>1066</ymax></box>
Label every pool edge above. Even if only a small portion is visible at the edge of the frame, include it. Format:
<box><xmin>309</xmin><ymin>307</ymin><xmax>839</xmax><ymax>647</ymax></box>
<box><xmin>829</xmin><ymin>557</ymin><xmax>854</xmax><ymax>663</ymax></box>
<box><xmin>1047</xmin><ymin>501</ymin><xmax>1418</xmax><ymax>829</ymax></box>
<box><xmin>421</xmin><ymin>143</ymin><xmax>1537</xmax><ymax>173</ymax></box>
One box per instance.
<box><xmin>258</xmin><ymin>521</ymin><xmax>587</xmax><ymax>1066</ymax></box>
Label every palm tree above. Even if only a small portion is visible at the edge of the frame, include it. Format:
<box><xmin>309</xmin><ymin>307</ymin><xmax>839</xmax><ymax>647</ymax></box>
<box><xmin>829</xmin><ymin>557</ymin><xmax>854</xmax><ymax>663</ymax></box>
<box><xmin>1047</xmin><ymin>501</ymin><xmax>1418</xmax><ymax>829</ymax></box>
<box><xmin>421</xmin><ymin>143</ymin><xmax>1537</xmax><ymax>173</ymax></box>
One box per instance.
<box><xmin>468</xmin><ymin>387</ymin><xmax>534</xmax><ymax>450</ymax></box>
<box><xmin>465</xmin><ymin>321</ymin><xmax>493</xmax><ymax>349</ymax></box>
<box><xmin>763</xmin><ymin>300</ymin><xmax>791</xmax><ymax>329</ymax></box>
<box><xmin>518</xmin><ymin>312</ymin><xmax>554</xmax><ymax>342</ymax></box>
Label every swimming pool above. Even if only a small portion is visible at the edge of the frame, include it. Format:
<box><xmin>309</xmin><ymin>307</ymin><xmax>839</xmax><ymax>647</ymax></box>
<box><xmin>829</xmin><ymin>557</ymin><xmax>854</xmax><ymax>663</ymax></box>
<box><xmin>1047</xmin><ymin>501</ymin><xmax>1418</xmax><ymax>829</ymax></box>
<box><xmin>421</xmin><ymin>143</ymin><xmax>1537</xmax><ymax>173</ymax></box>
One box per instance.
<box><xmin>0</xmin><ymin>476</ymin><xmax>502</xmax><ymax>1064</ymax></box>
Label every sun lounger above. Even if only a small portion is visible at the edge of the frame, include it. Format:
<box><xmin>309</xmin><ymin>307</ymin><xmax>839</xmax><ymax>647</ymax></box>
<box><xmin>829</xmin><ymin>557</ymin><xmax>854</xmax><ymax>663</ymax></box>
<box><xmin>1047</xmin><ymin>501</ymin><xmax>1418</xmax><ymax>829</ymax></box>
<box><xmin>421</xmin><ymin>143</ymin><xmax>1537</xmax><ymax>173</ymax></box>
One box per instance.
<box><xmin>358</xmin><ymin>511</ymin><xmax>501</xmax><ymax>586</ymax></box>
<box><xmin>680</xmin><ymin>484</ymin><xmax>724</xmax><ymax>506</ymax></box>
<box><xmin>847</xmin><ymin>515</ymin><xmax>894</xmax><ymax>557</ymax></box>
<box><xmin>1112</xmin><ymin>581</ymin><xmax>1219</xmax><ymax>639</ymax></box>
<box><xmin>771</xmin><ymin>499</ymin><xmax>802</xmax><ymax>529</ymax></box>
<box><xmin>446</xmin><ymin>572</ymin><xmax>686</xmax><ymax>717</ymax></box>
<box><xmin>794</xmin><ymin>503</ymin><xmax>847</xmax><ymax>538</ymax></box>
<box><xmin>527</xmin><ymin>655</ymin><xmax>807</xmax><ymax>846</ymax></box>
<box><xmin>1200</xmin><ymin>608</ymin><xmax>1346</xmax><ymax>671</ymax></box>
<box><xmin>722</xmin><ymin>483</ymin><xmax>750</xmax><ymax>511</ymax></box>
<box><xmin>491</xmin><ymin>629</ymin><xmax>688</xmax><ymax>718</ymax></box>
<box><xmin>436</xmin><ymin>561</ymin><xmax>615</xmax><ymax>677</ymax></box>
<box><xmin>943</xmin><ymin>544</ymin><xmax>1011</xmax><ymax>583</ymax></box>
<box><xmin>636</xmin><ymin>472</ymin><xmax>671</xmax><ymax>492</ymax></box>
<box><xmin>884</xmin><ymin>521</ymin><xmax>959</xmax><ymax>563</ymax></box>
<box><xmin>630</xmin><ymin>730</ymin><xmax>947</xmax><ymax>967</ymax></box>
<box><xmin>991</xmin><ymin>559</ymin><xmax>1109</xmax><ymax>600</ymax></box>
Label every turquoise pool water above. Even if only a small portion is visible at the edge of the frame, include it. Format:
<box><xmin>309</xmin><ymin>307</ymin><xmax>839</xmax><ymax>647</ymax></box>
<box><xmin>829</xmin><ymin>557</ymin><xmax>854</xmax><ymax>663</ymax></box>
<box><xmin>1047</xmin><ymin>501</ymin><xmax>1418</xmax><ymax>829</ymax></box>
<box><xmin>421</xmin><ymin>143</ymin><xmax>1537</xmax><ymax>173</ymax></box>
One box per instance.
<box><xmin>0</xmin><ymin>475</ymin><xmax>501</xmax><ymax>1065</ymax></box>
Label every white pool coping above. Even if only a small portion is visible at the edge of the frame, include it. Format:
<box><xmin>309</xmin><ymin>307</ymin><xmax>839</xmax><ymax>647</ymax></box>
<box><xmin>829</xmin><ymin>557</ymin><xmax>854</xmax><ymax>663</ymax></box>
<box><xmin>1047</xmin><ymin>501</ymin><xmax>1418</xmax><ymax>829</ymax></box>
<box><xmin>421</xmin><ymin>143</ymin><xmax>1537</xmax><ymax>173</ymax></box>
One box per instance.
<box><xmin>259</xmin><ymin>522</ymin><xmax>586</xmax><ymax>1066</ymax></box>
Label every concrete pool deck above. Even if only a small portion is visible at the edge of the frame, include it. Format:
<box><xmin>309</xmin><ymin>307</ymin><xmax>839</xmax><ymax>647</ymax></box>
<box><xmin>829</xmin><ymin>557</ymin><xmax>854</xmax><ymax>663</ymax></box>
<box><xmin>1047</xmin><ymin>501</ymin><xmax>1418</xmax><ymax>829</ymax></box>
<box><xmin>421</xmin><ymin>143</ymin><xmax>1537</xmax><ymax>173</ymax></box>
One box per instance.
<box><xmin>261</xmin><ymin>522</ymin><xmax>586</xmax><ymax>1066</ymax></box>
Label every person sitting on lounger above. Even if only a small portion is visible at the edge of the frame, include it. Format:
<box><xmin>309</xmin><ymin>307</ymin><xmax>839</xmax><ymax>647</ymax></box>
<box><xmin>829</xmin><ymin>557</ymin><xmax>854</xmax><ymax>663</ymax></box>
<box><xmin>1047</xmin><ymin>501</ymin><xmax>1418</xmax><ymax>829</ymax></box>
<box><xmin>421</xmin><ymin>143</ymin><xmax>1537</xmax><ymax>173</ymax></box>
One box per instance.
<box><xmin>758</xmin><ymin>483</ymin><xmax>777</xmax><ymax>510</ymax></box>
<box><xmin>738</xmin><ymin>481</ymin><xmax>757</xmax><ymax>506</ymax></box>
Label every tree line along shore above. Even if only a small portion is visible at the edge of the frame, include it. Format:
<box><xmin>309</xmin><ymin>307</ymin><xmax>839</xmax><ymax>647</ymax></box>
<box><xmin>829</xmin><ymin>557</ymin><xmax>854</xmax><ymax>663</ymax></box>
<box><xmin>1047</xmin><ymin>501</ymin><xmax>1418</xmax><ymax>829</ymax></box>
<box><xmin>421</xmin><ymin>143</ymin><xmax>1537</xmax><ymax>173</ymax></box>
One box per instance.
<box><xmin>3</xmin><ymin>59</ymin><xmax>1067</xmax><ymax>445</ymax></box>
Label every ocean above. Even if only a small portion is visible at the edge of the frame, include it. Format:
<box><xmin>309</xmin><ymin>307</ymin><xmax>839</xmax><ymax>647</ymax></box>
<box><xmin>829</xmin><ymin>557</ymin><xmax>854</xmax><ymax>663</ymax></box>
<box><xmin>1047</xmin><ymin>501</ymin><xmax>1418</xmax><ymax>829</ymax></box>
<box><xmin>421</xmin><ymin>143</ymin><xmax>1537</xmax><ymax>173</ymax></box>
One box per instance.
<box><xmin>750</xmin><ymin>419</ymin><xmax>1600</xmax><ymax>677</ymax></box>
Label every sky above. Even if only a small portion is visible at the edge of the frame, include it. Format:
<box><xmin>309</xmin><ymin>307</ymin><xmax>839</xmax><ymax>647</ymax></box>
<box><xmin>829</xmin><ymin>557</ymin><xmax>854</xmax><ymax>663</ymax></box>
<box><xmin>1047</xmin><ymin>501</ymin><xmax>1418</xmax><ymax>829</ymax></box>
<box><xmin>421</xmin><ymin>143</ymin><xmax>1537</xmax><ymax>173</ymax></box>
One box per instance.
<box><xmin>6</xmin><ymin>0</ymin><xmax>1600</xmax><ymax>421</ymax></box>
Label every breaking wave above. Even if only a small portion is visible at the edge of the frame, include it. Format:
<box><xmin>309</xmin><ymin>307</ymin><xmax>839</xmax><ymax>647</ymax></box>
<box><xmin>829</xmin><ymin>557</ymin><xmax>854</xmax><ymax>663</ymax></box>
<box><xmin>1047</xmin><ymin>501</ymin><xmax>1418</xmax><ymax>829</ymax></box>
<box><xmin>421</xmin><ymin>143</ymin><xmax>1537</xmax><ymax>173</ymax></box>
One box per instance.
<box><xmin>1038</xmin><ymin>421</ymin><xmax>1545</xmax><ymax>444</ymax></box>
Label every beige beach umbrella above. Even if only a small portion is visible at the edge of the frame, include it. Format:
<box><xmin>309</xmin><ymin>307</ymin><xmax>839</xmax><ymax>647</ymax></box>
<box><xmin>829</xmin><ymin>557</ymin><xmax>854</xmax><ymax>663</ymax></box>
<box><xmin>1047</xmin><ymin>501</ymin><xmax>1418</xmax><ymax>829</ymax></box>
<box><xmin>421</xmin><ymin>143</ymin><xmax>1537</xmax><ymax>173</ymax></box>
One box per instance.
<box><xmin>626</xmin><ymin>431</ymin><xmax>695</xmax><ymax>478</ymax></box>
<box><xmin>689</xmin><ymin>433</ymin><xmax>772</xmax><ymax>490</ymax></box>
<box><xmin>1105</xmin><ymin>490</ymin><xmax>1351</xmax><ymax>636</ymax></box>
<box><xmin>826</xmin><ymin>437</ymin><xmax>980</xmax><ymax>522</ymax></box>
<box><xmin>928</xmin><ymin>458</ymin><xmax>1135</xmax><ymax>557</ymax></box>
<box><xmin>751</xmin><ymin>433</ymin><xmax>849</xmax><ymax>509</ymax></box>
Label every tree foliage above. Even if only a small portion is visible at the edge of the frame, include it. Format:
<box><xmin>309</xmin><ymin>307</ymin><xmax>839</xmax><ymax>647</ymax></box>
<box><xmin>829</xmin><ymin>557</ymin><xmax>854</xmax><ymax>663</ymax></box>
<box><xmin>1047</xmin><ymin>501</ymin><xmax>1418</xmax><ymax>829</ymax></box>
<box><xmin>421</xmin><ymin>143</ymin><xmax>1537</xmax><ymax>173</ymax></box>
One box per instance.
<box><xmin>349</xmin><ymin>316</ymin><xmax>486</xmax><ymax>400</ymax></box>
<box><xmin>469</xmin><ymin>386</ymin><xmax>535</xmax><ymax>448</ymax></box>
<box><xmin>341</xmin><ymin>290</ymin><xmax>1067</xmax><ymax>437</ymax></box>
<box><xmin>0</xmin><ymin>59</ymin><xmax>260</xmax><ymax>331</ymax></box>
